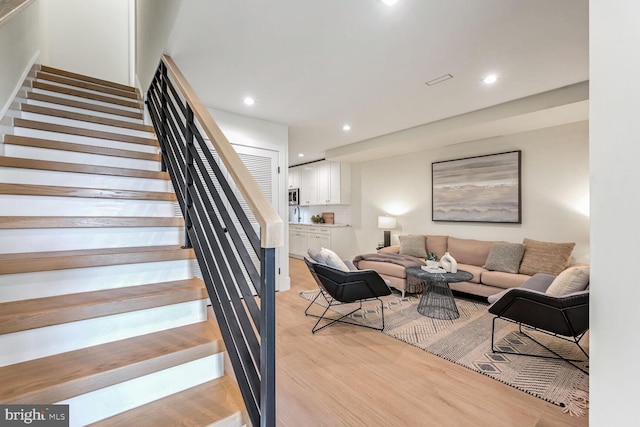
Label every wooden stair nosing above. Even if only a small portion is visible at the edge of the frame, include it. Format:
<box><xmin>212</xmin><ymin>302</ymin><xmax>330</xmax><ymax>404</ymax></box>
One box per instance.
<box><xmin>0</xmin><ymin>156</ymin><xmax>169</xmax><ymax>180</ymax></box>
<box><xmin>32</xmin><ymin>81</ymin><xmax>141</xmax><ymax>110</ymax></box>
<box><xmin>0</xmin><ymin>183</ymin><xmax>177</xmax><ymax>202</ymax></box>
<box><xmin>90</xmin><ymin>375</ymin><xmax>248</xmax><ymax>427</ymax></box>
<box><xmin>20</xmin><ymin>103</ymin><xmax>155</xmax><ymax>133</ymax></box>
<box><xmin>14</xmin><ymin>118</ymin><xmax>159</xmax><ymax>147</ymax></box>
<box><xmin>40</xmin><ymin>65</ymin><xmax>138</xmax><ymax>94</ymax></box>
<box><xmin>0</xmin><ymin>279</ymin><xmax>207</xmax><ymax>335</ymax></box>
<box><xmin>0</xmin><ymin>320</ymin><xmax>223</xmax><ymax>404</ymax></box>
<box><xmin>0</xmin><ymin>245</ymin><xmax>195</xmax><ymax>275</ymax></box>
<box><xmin>4</xmin><ymin>135</ymin><xmax>161</xmax><ymax>162</ymax></box>
<box><xmin>0</xmin><ymin>216</ymin><xmax>184</xmax><ymax>229</ymax></box>
<box><xmin>36</xmin><ymin>71</ymin><xmax>140</xmax><ymax>101</ymax></box>
<box><xmin>27</xmin><ymin>92</ymin><xmax>143</xmax><ymax>120</ymax></box>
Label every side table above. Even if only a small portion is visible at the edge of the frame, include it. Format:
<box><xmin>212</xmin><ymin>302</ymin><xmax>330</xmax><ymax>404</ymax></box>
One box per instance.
<box><xmin>405</xmin><ymin>267</ymin><xmax>473</xmax><ymax>320</ymax></box>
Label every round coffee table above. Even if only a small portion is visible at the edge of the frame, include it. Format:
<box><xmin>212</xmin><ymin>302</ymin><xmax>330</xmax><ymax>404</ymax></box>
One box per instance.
<box><xmin>405</xmin><ymin>267</ymin><xmax>473</xmax><ymax>320</ymax></box>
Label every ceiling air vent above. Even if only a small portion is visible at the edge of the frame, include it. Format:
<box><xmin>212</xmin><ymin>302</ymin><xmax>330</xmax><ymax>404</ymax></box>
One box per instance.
<box><xmin>425</xmin><ymin>74</ymin><xmax>453</xmax><ymax>86</ymax></box>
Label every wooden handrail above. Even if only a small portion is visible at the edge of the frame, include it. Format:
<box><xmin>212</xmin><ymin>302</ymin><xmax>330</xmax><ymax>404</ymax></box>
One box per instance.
<box><xmin>161</xmin><ymin>55</ymin><xmax>283</xmax><ymax>249</ymax></box>
<box><xmin>0</xmin><ymin>0</ymin><xmax>34</xmax><ymax>29</ymax></box>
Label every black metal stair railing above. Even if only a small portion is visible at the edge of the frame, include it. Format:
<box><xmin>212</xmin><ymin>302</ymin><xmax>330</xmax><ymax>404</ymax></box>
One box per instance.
<box><xmin>146</xmin><ymin>56</ymin><xmax>282</xmax><ymax>427</ymax></box>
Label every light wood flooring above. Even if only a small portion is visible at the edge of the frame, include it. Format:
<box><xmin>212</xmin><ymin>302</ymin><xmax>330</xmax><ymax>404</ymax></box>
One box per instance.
<box><xmin>276</xmin><ymin>258</ymin><xmax>588</xmax><ymax>427</ymax></box>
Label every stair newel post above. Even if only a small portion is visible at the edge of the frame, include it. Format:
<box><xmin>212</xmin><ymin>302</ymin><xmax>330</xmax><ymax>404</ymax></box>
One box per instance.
<box><xmin>182</xmin><ymin>104</ymin><xmax>194</xmax><ymax>249</ymax></box>
<box><xmin>159</xmin><ymin>62</ymin><xmax>168</xmax><ymax>173</ymax></box>
<box><xmin>259</xmin><ymin>246</ymin><xmax>276</xmax><ymax>427</ymax></box>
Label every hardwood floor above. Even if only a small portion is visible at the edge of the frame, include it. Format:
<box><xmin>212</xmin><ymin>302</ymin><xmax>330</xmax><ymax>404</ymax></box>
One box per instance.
<box><xmin>276</xmin><ymin>258</ymin><xmax>588</xmax><ymax>427</ymax></box>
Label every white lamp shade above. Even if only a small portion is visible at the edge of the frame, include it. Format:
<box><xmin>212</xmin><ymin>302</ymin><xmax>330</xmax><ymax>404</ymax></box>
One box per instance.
<box><xmin>377</xmin><ymin>216</ymin><xmax>397</xmax><ymax>229</ymax></box>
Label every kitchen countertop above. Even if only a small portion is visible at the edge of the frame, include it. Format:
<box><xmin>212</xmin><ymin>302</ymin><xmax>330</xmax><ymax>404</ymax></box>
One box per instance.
<box><xmin>289</xmin><ymin>222</ymin><xmax>351</xmax><ymax>227</ymax></box>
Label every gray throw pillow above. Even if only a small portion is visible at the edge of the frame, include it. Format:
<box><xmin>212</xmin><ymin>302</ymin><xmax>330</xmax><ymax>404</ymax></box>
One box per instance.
<box><xmin>483</xmin><ymin>242</ymin><xmax>525</xmax><ymax>274</ymax></box>
<box><xmin>307</xmin><ymin>248</ymin><xmax>328</xmax><ymax>265</ymax></box>
<box><xmin>398</xmin><ymin>235</ymin><xmax>427</xmax><ymax>258</ymax></box>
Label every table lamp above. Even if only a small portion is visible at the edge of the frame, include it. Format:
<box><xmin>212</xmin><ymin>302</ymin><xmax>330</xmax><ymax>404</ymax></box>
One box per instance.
<box><xmin>377</xmin><ymin>216</ymin><xmax>397</xmax><ymax>247</ymax></box>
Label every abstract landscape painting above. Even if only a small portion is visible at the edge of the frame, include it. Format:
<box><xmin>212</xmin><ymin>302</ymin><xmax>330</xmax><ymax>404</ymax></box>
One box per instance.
<box><xmin>432</xmin><ymin>151</ymin><xmax>521</xmax><ymax>223</ymax></box>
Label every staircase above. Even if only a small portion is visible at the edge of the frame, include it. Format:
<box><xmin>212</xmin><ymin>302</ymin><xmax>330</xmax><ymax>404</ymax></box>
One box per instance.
<box><xmin>0</xmin><ymin>66</ymin><xmax>248</xmax><ymax>426</ymax></box>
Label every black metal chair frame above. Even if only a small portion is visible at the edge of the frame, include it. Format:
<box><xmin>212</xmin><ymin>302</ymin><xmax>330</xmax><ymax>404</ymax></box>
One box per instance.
<box><xmin>489</xmin><ymin>290</ymin><xmax>589</xmax><ymax>375</ymax></box>
<box><xmin>304</xmin><ymin>257</ymin><xmax>391</xmax><ymax>334</ymax></box>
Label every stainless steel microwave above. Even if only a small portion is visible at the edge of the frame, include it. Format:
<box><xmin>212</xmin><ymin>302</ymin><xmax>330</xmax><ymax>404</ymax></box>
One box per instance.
<box><xmin>288</xmin><ymin>188</ymin><xmax>299</xmax><ymax>205</ymax></box>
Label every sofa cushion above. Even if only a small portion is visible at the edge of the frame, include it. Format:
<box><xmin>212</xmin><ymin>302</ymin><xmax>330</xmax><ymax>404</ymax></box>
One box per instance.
<box><xmin>456</xmin><ymin>263</ymin><xmax>486</xmax><ymax>284</ymax></box>
<box><xmin>378</xmin><ymin>245</ymin><xmax>400</xmax><ymax>254</ymax></box>
<box><xmin>481</xmin><ymin>271</ymin><xmax>531</xmax><ymax>289</ymax></box>
<box><xmin>356</xmin><ymin>260</ymin><xmax>407</xmax><ymax>278</ymax></box>
<box><xmin>425</xmin><ymin>235</ymin><xmax>448</xmax><ymax>259</ymax></box>
<box><xmin>483</xmin><ymin>242</ymin><xmax>525</xmax><ymax>274</ymax></box>
<box><xmin>487</xmin><ymin>273</ymin><xmax>557</xmax><ymax>304</ymax></box>
<box><xmin>447</xmin><ymin>237</ymin><xmax>493</xmax><ymax>267</ymax></box>
<box><xmin>519</xmin><ymin>238</ymin><xmax>575</xmax><ymax>276</ymax></box>
<box><xmin>398</xmin><ymin>235</ymin><xmax>427</xmax><ymax>258</ymax></box>
<box><xmin>546</xmin><ymin>265</ymin><xmax>590</xmax><ymax>296</ymax></box>
<box><xmin>320</xmin><ymin>247</ymin><xmax>350</xmax><ymax>272</ymax></box>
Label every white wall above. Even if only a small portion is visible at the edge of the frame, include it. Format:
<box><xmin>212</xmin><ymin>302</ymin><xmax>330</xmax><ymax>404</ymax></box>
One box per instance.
<box><xmin>590</xmin><ymin>1</ymin><xmax>640</xmax><ymax>424</ymax></box>
<box><xmin>208</xmin><ymin>108</ymin><xmax>290</xmax><ymax>291</ymax></box>
<box><xmin>38</xmin><ymin>0</ymin><xmax>131</xmax><ymax>85</ymax></box>
<box><xmin>135</xmin><ymin>0</ymin><xmax>183</xmax><ymax>92</ymax></box>
<box><xmin>351</xmin><ymin>121</ymin><xmax>590</xmax><ymax>262</ymax></box>
<box><xmin>0</xmin><ymin>0</ymin><xmax>39</xmax><ymax>121</ymax></box>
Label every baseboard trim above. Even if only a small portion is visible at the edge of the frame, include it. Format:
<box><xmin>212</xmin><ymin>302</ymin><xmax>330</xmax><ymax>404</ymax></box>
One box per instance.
<box><xmin>0</xmin><ymin>49</ymin><xmax>39</xmax><ymax>122</ymax></box>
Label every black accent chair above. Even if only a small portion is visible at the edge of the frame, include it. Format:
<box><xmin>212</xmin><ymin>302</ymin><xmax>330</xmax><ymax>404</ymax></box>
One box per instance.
<box><xmin>488</xmin><ymin>282</ymin><xmax>589</xmax><ymax>374</ymax></box>
<box><xmin>304</xmin><ymin>256</ymin><xmax>392</xmax><ymax>334</ymax></box>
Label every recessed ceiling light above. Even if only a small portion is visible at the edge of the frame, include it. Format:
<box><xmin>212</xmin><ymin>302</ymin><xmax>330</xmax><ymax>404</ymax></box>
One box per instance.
<box><xmin>342</xmin><ymin>124</ymin><xmax>351</xmax><ymax>131</ymax></box>
<box><xmin>380</xmin><ymin>0</ymin><xmax>399</xmax><ymax>5</ymax></box>
<box><xmin>298</xmin><ymin>153</ymin><xmax>304</xmax><ymax>157</ymax></box>
<box><xmin>243</xmin><ymin>97</ymin><xmax>255</xmax><ymax>106</ymax></box>
<box><xmin>483</xmin><ymin>74</ymin><xmax>498</xmax><ymax>85</ymax></box>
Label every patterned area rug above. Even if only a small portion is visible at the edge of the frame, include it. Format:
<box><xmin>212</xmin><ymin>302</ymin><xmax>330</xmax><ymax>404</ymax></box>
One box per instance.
<box><xmin>300</xmin><ymin>290</ymin><xmax>589</xmax><ymax>416</ymax></box>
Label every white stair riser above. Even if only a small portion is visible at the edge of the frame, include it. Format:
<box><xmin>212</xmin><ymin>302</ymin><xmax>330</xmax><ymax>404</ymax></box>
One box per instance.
<box><xmin>4</xmin><ymin>145</ymin><xmax>160</xmax><ymax>171</ymax></box>
<box><xmin>0</xmin><ymin>300</ymin><xmax>208</xmax><ymax>367</ymax></box>
<box><xmin>32</xmin><ymin>87</ymin><xmax>141</xmax><ymax>114</ymax></box>
<box><xmin>60</xmin><ymin>354</ymin><xmax>224</xmax><ymax>427</ymax></box>
<box><xmin>18</xmin><ymin>111</ymin><xmax>154</xmax><ymax>139</ymax></box>
<box><xmin>0</xmin><ymin>260</ymin><xmax>195</xmax><ymax>303</ymax></box>
<box><xmin>0</xmin><ymin>227</ymin><xmax>183</xmax><ymax>253</ymax></box>
<box><xmin>0</xmin><ymin>195</ymin><xmax>176</xmax><ymax>216</ymax></box>
<box><xmin>24</xmin><ymin>98</ymin><xmax>144</xmax><ymax>125</ymax></box>
<box><xmin>13</xmin><ymin>127</ymin><xmax>159</xmax><ymax>155</ymax></box>
<box><xmin>34</xmin><ymin>78</ymin><xmax>139</xmax><ymax>105</ymax></box>
<box><xmin>0</xmin><ymin>167</ymin><xmax>170</xmax><ymax>192</ymax></box>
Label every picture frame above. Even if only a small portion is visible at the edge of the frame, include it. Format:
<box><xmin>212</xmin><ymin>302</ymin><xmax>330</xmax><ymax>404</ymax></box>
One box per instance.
<box><xmin>432</xmin><ymin>150</ymin><xmax>521</xmax><ymax>223</ymax></box>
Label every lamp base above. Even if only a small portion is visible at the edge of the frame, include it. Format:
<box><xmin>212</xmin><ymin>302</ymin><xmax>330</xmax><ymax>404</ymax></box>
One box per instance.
<box><xmin>383</xmin><ymin>230</ymin><xmax>391</xmax><ymax>247</ymax></box>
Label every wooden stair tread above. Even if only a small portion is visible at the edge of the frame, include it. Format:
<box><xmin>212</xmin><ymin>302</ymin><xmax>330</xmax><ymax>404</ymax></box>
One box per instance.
<box><xmin>0</xmin><ymin>216</ymin><xmax>184</xmax><ymax>229</ymax></box>
<box><xmin>36</xmin><ymin>71</ymin><xmax>140</xmax><ymax>101</ymax></box>
<box><xmin>14</xmin><ymin>118</ymin><xmax>158</xmax><ymax>147</ymax></box>
<box><xmin>4</xmin><ymin>134</ymin><xmax>161</xmax><ymax>162</ymax></box>
<box><xmin>0</xmin><ymin>183</ymin><xmax>176</xmax><ymax>201</ymax></box>
<box><xmin>0</xmin><ymin>156</ymin><xmax>169</xmax><ymax>180</ymax></box>
<box><xmin>91</xmin><ymin>375</ymin><xmax>248</xmax><ymax>427</ymax></box>
<box><xmin>32</xmin><ymin>81</ymin><xmax>141</xmax><ymax>110</ymax></box>
<box><xmin>0</xmin><ymin>279</ymin><xmax>207</xmax><ymax>334</ymax></box>
<box><xmin>40</xmin><ymin>65</ymin><xmax>138</xmax><ymax>94</ymax></box>
<box><xmin>0</xmin><ymin>320</ymin><xmax>223</xmax><ymax>404</ymax></box>
<box><xmin>27</xmin><ymin>92</ymin><xmax>143</xmax><ymax>120</ymax></box>
<box><xmin>21</xmin><ymin>103</ymin><xmax>154</xmax><ymax>133</ymax></box>
<box><xmin>0</xmin><ymin>245</ymin><xmax>194</xmax><ymax>274</ymax></box>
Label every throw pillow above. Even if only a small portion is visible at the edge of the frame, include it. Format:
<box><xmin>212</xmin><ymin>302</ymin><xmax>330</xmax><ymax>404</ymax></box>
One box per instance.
<box><xmin>519</xmin><ymin>238</ymin><xmax>575</xmax><ymax>276</ymax></box>
<box><xmin>398</xmin><ymin>235</ymin><xmax>427</xmax><ymax>258</ymax></box>
<box><xmin>546</xmin><ymin>265</ymin><xmax>590</xmax><ymax>296</ymax></box>
<box><xmin>320</xmin><ymin>247</ymin><xmax>350</xmax><ymax>272</ymax></box>
<box><xmin>483</xmin><ymin>242</ymin><xmax>526</xmax><ymax>274</ymax></box>
<box><xmin>307</xmin><ymin>248</ymin><xmax>327</xmax><ymax>265</ymax></box>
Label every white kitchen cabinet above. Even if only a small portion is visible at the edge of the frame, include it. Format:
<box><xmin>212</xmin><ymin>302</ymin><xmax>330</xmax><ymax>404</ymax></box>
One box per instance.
<box><xmin>288</xmin><ymin>167</ymin><xmax>300</xmax><ymax>189</ymax></box>
<box><xmin>288</xmin><ymin>224</ymin><xmax>355</xmax><ymax>259</ymax></box>
<box><xmin>293</xmin><ymin>160</ymin><xmax>350</xmax><ymax>205</ymax></box>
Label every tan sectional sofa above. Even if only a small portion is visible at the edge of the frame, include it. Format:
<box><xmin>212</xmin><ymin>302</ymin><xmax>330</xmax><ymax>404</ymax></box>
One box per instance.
<box><xmin>353</xmin><ymin>235</ymin><xmax>576</xmax><ymax>299</ymax></box>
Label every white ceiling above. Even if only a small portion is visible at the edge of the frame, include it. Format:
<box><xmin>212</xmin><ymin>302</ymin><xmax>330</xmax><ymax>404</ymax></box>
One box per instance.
<box><xmin>165</xmin><ymin>0</ymin><xmax>589</xmax><ymax>166</ymax></box>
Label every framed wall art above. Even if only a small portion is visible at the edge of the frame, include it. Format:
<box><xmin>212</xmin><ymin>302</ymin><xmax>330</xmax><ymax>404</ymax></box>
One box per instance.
<box><xmin>432</xmin><ymin>150</ymin><xmax>521</xmax><ymax>223</ymax></box>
